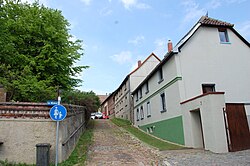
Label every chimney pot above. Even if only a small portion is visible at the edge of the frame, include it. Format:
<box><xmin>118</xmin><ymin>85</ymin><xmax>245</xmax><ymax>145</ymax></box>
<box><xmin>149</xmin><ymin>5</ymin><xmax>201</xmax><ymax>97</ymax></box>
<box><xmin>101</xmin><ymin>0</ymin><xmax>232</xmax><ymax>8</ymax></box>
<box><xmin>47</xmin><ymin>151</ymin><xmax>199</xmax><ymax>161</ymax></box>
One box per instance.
<box><xmin>168</xmin><ymin>40</ymin><xmax>173</xmax><ymax>52</ymax></box>
<box><xmin>138</xmin><ymin>60</ymin><xmax>142</xmax><ymax>67</ymax></box>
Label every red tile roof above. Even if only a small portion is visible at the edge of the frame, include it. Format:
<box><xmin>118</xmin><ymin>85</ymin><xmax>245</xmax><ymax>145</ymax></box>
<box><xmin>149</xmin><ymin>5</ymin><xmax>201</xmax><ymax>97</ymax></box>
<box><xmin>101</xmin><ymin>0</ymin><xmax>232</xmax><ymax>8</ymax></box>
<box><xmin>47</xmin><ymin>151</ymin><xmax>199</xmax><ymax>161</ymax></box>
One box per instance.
<box><xmin>199</xmin><ymin>16</ymin><xmax>234</xmax><ymax>27</ymax></box>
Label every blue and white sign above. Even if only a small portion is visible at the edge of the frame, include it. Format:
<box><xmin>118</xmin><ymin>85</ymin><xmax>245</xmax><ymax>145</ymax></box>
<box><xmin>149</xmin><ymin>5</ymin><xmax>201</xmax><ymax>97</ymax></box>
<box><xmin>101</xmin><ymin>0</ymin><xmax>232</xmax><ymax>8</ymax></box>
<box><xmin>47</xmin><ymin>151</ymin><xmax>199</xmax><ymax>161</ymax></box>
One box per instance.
<box><xmin>47</xmin><ymin>100</ymin><xmax>58</xmax><ymax>106</ymax></box>
<box><xmin>50</xmin><ymin>105</ymin><xmax>67</xmax><ymax>121</ymax></box>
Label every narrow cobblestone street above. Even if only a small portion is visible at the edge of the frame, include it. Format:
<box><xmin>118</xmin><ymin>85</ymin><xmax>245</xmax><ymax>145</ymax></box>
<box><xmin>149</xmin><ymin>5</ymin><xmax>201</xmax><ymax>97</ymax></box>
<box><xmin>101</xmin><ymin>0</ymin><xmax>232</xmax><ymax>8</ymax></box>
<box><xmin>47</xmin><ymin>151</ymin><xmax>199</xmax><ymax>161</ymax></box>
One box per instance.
<box><xmin>85</xmin><ymin>119</ymin><xmax>163</xmax><ymax>166</ymax></box>
<box><xmin>85</xmin><ymin>119</ymin><xmax>250</xmax><ymax>166</ymax></box>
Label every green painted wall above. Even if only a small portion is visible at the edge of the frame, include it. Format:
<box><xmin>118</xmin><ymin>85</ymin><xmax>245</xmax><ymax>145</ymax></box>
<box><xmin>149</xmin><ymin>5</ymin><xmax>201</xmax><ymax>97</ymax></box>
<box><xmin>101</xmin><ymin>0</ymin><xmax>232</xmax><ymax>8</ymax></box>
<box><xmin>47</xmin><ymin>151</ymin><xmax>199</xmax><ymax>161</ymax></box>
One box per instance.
<box><xmin>139</xmin><ymin>116</ymin><xmax>185</xmax><ymax>145</ymax></box>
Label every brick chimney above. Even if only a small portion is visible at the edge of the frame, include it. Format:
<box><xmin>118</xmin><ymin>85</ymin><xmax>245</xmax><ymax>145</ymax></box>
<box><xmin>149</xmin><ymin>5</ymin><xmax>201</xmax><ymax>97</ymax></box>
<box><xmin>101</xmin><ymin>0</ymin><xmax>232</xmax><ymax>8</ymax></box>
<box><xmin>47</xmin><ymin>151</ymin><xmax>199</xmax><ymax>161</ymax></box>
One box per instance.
<box><xmin>138</xmin><ymin>60</ymin><xmax>142</xmax><ymax>67</ymax></box>
<box><xmin>168</xmin><ymin>40</ymin><xmax>173</xmax><ymax>52</ymax></box>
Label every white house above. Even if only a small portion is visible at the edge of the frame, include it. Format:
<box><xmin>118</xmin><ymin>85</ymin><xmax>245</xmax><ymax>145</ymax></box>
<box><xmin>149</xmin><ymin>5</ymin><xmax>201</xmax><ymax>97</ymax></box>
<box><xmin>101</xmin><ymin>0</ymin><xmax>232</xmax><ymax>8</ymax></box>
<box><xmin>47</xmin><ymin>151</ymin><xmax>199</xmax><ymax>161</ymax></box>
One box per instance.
<box><xmin>132</xmin><ymin>16</ymin><xmax>250</xmax><ymax>153</ymax></box>
<box><xmin>114</xmin><ymin>53</ymin><xmax>161</xmax><ymax>122</ymax></box>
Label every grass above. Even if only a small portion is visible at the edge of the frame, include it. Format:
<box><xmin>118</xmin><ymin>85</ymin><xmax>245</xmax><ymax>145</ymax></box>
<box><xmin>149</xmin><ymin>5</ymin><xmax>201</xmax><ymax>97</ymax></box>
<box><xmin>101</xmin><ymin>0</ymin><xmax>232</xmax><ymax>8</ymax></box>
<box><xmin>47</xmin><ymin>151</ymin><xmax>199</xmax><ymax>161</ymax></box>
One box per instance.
<box><xmin>111</xmin><ymin>118</ymin><xmax>184</xmax><ymax>151</ymax></box>
<box><xmin>59</xmin><ymin>120</ymin><xmax>95</xmax><ymax>166</ymax></box>
<box><xmin>0</xmin><ymin>160</ymin><xmax>33</xmax><ymax>166</ymax></box>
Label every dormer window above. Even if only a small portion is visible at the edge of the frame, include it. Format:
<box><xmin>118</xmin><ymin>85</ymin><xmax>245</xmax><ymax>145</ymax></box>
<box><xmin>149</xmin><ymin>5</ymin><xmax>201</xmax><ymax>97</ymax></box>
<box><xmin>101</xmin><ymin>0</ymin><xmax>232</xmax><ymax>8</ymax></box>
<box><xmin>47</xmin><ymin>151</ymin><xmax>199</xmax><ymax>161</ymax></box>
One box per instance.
<box><xmin>218</xmin><ymin>28</ymin><xmax>229</xmax><ymax>43</ymax></box>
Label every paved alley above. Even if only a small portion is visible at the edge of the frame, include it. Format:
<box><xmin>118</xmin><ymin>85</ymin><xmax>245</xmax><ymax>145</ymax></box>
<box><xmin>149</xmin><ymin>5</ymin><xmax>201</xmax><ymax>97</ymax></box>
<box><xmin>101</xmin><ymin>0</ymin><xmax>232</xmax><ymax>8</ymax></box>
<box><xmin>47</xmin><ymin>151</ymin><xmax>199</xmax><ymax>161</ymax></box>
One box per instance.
<box><xmin>85</xmin><ymin>119</ymin><xmax>250</xmax><ymax>166</ymax></box>
<box><xmin>85</xmin><ymin>119</ymin><xmax>163</xmax><ymax>166</ymax></box>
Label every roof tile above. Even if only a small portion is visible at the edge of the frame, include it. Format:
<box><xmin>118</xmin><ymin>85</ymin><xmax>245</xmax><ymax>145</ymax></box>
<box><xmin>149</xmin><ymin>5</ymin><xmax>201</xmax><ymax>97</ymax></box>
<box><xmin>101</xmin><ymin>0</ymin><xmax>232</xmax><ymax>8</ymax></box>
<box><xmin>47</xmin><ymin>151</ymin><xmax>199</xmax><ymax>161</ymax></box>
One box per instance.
<box><xmin>199</xmin><ymin>16</ymin><xmax>234</xmax><ymax>27</ymax></box>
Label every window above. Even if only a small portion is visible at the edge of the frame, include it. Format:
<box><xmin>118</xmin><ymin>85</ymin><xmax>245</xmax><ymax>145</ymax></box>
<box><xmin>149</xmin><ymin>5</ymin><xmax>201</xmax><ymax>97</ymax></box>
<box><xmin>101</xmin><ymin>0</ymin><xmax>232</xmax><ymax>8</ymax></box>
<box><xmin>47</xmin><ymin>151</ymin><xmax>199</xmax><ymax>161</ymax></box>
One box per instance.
<box><xmin>158</xmin><ymin>67</ymin><xmax>164</xmax><ymax>83</ymax></box>
<box><xmin>139</xmin><ymin>88</ymin><xmax>142</xmax><ymax>99</ymax></box>
<box><xmin>124</xmin><ymin>82</ymin><xmax>127</xmax><ymax>91</ymax></box>
<box><xmin>160</xmin><ymin>92</ymin><xmax>166</xmax><ymax>112</ymax></box>
<box><xmin>147</xmin><ymin>101</ymin><xmax>151</xmax><ymax>117</ymax></box>
<box><xmin>202</xmin><ymin>84</ymin><xmax>215</xmax><ymax>94</ymax></box>
<box><xmin>140</xmin><ymin>106</ymin><xmax>144</xmax><ymax>120</ymax></box>
<box><xmin>218</xmin><ymin>28</ymin><xmax>229</xmax><ymax>43</ymax></box>
<box><xmin>145</xmin><ymin>82</ymin><xmax>149</xmax><ymax>94</ymax></box>
<box><xmin>135</xmin><ymin>92</ymin><xmax>138</xmax><ymax>102</ymax></box>
<box><xmin>136</xmin><ymin>108</ymin><xmax>140</xmax><ymax>121</ymax></box>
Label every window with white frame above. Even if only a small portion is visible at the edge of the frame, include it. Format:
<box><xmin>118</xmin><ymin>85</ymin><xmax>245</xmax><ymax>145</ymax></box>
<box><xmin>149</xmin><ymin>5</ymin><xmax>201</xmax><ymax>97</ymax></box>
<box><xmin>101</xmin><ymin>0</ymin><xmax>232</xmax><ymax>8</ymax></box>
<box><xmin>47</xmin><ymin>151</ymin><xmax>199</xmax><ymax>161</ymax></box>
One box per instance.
<box><xmin>160</xmin><ymin>92</ymin><xmax>166</xmax><ymax>112</ymax></box>
<box><xmin>136</xmin><ymin>108</ymin><xmax>140</xmax><ymax>121</ymax></box>
<box><xmin>145</xmin><ymin>82</ymin><xmax>149</xmax><ymax>94</ymax></box>
<box><xmin>158</xmin><ymin>67</ymin><xmax>164</xmax><ymax>83</ymax></box>
<box><xmin>135</xmin><ymin>92</ymin><xmax>138</xmax><ymax>102</ymax></box>
<box><xmin>218</xmin><ymin>28</ymin><xmax>229</xmax><ymax>43</ymax></box>
<box><xmin>140</xmin><ymin>105</ymin><xmax>144</xmax><ymax>120</ymax></box>
<box><xmin>146</xmin><ymin>101</ymin><xmax>151</xmax><ymax>117</ymax></box>
<box><xmin>139</xmin><ymin>87</ymin><xmax>142</xmax><ymax>99</ymax></box>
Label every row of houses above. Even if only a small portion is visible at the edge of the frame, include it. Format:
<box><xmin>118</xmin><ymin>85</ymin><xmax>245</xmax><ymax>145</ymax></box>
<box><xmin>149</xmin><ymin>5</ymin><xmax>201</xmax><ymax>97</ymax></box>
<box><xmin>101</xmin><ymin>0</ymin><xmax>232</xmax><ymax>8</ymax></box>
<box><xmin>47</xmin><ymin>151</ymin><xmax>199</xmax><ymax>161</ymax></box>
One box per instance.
<box><xmin>101</xmin><ymin>16</ymin><xmax>250</xmax><ymax>153</ymax></box>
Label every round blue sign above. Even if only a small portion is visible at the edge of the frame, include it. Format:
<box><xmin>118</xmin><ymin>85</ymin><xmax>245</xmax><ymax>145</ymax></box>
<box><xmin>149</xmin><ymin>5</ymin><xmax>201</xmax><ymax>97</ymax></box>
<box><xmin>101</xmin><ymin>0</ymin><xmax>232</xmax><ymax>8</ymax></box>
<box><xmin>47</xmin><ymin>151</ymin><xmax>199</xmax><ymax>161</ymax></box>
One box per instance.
<box><xmin>49</xmin><ymin>105</ymin><xmax>67</xmax><ymax>121</ymax></box>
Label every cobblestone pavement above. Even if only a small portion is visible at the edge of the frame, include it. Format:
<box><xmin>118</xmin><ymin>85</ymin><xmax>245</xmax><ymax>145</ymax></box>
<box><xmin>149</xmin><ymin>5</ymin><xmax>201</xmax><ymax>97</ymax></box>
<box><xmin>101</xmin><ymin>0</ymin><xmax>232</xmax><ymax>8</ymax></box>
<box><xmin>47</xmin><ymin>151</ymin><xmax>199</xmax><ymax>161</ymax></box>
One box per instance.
<box><xmin>160</xmin><ymin>149</ymin><xmax>250</xmax><ymax>166</ymax></box>
<box><xmin>85</xmin><ymin>119</ymin><xmax>250</xmax><ymax>166</ymax></box>
<box><xmin>85</xmin><ymin>119</ymin><xmax>163</xmax><ymax>166</ymax></box>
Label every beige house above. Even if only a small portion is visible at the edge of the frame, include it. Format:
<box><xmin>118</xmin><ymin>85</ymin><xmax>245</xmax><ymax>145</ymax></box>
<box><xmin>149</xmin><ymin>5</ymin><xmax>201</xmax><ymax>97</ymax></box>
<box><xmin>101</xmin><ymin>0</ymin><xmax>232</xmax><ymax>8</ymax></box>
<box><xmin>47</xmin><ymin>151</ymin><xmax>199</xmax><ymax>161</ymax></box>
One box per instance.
<box><xmin>114</xmin><ymin>53</ymin><xmax>161</xmax><ymax>123</ymax></box>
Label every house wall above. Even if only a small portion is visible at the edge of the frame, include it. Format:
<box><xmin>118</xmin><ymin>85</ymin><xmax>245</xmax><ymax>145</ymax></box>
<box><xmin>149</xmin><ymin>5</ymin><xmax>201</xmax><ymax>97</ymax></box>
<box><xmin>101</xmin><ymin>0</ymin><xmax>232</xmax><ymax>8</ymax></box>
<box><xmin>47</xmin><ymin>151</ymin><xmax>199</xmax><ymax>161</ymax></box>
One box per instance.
<box><xmin>114</xmin><ymin>54</ymin><xmax>160</xmax><ymax>121</ymax></box>
<box><xmin>114</xmin><ymin>79</ymin><xmax>131</xmax><ymax>120</ymax></box>
<box><xmin>181</xmin><ymin>93</ymin><xmax>228</xmax><ymax>153</ymax></box>
<box><xmin>130</xmin><ymin>55</ymin><xmax>161</xmax><ymax>92</ymax></box>
<box><xmin>107</xmin><ymin>95</ymin><xmax>115</xmax><ymax>117</ymax></box>
<box><xmin>178</xmin><ymin>27</ymin><xmax>250</xmax><ymax>104</ymax></box>
<box><xmin>134</xmin><ymin>56</ymin><xmax>184</xmax><ymax>145</ymax></box>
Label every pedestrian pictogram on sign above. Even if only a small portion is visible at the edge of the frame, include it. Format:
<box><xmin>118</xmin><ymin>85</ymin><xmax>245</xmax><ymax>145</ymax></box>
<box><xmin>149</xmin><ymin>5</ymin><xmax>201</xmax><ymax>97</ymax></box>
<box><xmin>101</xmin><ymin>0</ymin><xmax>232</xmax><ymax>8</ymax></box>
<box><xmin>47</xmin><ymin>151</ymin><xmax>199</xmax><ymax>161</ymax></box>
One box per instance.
<box><xmin>50</xmin><ymin>105</ymin><xmax>67</xmax><ymax>121</ymax></box>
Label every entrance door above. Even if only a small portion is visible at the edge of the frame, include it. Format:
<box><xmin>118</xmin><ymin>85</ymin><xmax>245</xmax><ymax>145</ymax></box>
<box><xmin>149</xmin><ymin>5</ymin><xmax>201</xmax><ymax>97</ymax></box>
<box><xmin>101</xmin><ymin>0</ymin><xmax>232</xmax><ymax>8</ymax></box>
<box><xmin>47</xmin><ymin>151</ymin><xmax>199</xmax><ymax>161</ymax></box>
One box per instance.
<box><xmin>225</xmin><ymin>103</ymin><xmax>250</xmax><ymax>152</ymax></box>
<box><xmin>190</xmin><ymin>109</ymin><xmax>204</xmax><ymax>148</ymax></box>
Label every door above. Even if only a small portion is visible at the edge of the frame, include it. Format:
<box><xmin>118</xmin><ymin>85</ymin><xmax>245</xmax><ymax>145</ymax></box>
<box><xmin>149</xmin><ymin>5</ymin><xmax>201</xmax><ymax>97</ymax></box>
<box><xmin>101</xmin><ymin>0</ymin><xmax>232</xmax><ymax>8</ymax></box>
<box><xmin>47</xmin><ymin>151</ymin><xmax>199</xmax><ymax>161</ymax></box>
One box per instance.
<box><xmin>225</xmin><ymin>103</ymin><xmax>250</xmax><ymax>152</ymax></box>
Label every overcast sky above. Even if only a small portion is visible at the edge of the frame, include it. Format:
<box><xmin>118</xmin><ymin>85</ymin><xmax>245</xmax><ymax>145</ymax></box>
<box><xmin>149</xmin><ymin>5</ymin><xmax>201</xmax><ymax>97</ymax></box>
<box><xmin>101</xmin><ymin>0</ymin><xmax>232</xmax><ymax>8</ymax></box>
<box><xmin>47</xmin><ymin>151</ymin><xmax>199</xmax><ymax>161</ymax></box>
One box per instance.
<box><xmin>22</xmin><ymin>0</ymin><xmax>250</xmax><ymax>95</ymax></box>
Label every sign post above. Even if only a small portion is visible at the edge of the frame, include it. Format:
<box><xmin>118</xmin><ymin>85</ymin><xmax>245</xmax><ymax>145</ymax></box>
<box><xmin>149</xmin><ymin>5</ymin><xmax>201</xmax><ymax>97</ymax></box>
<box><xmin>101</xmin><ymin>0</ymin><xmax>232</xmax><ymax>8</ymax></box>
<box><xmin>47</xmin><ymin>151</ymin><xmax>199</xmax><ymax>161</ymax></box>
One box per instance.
<box><xmin>49</xmin><ymin>96</ymin><xmax>67</xmax><ymax>166</ymax></box>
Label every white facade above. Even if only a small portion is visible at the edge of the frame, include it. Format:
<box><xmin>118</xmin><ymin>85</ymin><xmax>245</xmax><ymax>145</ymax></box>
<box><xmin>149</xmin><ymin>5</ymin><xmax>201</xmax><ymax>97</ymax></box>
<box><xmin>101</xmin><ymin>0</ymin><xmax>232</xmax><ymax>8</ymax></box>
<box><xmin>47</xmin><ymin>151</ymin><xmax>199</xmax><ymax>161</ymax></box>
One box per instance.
<box><xmin>177</xmin><ymin>27</ymin><xmax>250</xmax><ymax>103</ymax></box>
<box><xmin>132</xmin><ymin>16</ymin><xmax>250</xmax><ymax>153</ymax></box>
<box><xmin>114</xmin><ymin>53</ymin><xmax>161</xmax><ymax>121</ymax></box>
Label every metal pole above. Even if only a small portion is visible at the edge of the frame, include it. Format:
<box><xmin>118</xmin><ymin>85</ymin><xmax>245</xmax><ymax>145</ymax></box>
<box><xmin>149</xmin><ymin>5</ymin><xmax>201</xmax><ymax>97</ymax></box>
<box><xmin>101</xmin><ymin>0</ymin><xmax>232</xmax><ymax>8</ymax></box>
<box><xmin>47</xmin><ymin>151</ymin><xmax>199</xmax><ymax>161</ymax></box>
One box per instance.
<box><xmin>55</xmin><ymin>121</ymin><xmax>59</xmax><ymax>166</ymax></box>
<box><xmin>55</xmin><ymin>95</ymin><xmax>61</xmax><ymax>166</ymax></box>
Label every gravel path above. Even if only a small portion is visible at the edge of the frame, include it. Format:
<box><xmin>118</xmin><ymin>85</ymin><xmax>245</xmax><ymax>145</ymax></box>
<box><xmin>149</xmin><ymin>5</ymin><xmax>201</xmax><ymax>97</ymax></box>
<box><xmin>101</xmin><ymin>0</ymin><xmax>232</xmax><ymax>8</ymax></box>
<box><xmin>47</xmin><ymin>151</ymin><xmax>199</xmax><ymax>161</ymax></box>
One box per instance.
<box><xmin>85</xmin><ymin>119</ymin><xmax>163</xmax><ymax>166</ymax></box>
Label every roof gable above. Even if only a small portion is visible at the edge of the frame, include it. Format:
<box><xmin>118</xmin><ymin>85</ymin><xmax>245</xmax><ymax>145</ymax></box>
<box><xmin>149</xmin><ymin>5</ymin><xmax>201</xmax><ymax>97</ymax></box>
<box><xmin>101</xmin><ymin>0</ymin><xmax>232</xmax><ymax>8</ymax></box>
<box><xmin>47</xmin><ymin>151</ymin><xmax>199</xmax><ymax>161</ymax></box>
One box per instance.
<box><xmin>174</xmin><ymin>16</ymin><xmax>250</xmax><ymax>51</ymax></box>
<box><xmin>114</xmin><ymin>52</ymin><xmax>161</xmax><ymax>96</ymax></box>
<box><xmin>129</xmin><ymin>52</ymin><xmax>161</xmax><ymax>75</ymax></box>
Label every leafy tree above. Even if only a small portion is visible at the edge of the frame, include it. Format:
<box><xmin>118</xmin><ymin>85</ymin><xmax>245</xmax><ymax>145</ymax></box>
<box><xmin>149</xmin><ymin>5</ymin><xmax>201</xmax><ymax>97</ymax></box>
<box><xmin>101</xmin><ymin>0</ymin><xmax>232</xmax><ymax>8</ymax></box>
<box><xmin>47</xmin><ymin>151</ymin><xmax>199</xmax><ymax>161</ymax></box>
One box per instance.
<box><xmin>0</xmin><ymin>0</ymin><xmax>88</xmax><ymax>102</ymax></box>
<box><xmin>62</xmin><ymin>90</ymin><xmax>100</xmax><ymax>112</ymax></box>
<box><xmin>62</xmin><ymin>90</ymin><xmax>101</xmax><ymax>119</ymax></box>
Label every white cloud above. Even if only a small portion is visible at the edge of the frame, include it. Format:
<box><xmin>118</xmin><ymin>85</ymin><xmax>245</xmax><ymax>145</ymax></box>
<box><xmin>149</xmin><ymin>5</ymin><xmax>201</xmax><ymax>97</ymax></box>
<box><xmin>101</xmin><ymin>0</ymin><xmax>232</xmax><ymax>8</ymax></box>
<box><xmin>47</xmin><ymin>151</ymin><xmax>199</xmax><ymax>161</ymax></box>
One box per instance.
<box><xmin>80</xmin><ymin>0</ymin><xmax>91</xmax><ymax>6</ymax></box>
<box><xmin>237</xmin><ymin>21</ymin><xmax>250</xmax><ymax>40</ymax></box>
<box><xmin>181</xmin><ymin>0</ymin><xmax>205</xmax><ymax>24</ymax></box>
<box><xmin>121</xmin><ymin>0</ymin><xmax>151</xmax><ymax>10</ymax></box>
<box><xmin>153</xmin><ymin>38</ymin><xmax>168</xmax><ymax>58</ymax></box>
<box><xmin>225</xmin><ymin>0</ymin><xmax>246</xmax><ymax>3</ymax></box>
<box><xmin>128</xmin><ymin>35</ymin><xmax>145</xmax><ymax>45</ymax></box>
<box><xmin>110</xmin><ymin>51</ymin><xmax>133</xmax><ymax>64</ymax></box>
<box><xmin>207</xmin><ymin>0</ymin><xmax>221</xmax><ymax>9</ymax></box>
<box><xmin>100</xmin><ymin>7</ymin><xmax>113</xmax><ymax>16</ymax></box>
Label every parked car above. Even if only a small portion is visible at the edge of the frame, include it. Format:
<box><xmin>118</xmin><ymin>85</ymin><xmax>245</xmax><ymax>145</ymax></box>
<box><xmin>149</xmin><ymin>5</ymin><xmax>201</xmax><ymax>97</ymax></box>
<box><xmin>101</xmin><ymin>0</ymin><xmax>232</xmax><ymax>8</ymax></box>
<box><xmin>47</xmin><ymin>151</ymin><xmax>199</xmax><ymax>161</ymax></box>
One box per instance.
<box><xmin>95</xmin><ymin>112</ymin><xmax>103</xmax><ymax>119</ymax></box>
<box><xmin>102</xmin><ymin>113</ymin><xmax>109</xmax><ymax>119</ymax></box>
<box><xmin>90</xmin><ymin>113</ymin><xmax>96</xmax><ymax>120</ymax></box>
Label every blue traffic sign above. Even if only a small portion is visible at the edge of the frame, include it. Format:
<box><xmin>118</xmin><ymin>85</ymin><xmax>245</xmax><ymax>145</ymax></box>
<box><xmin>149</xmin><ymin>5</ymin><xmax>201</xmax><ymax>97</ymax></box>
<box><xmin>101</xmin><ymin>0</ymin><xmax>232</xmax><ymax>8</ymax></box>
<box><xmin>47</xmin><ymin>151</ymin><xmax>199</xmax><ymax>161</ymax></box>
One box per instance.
<box><xmin>50</xmin><ymin>105</ymin><xmax>67</xmax><ymax>121</ymax></box>
<box><xmin>47</xmin><ymin>100</ymin><xmax>58</xmax><ymax>106</ymax></box>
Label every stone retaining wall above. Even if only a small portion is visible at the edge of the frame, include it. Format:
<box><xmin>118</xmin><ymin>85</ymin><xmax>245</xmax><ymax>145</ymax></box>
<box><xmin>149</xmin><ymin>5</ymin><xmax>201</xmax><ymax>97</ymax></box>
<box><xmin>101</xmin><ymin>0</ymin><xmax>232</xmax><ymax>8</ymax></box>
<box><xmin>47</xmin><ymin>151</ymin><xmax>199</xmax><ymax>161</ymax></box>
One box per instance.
<box><xmin>0</xmin><ymin>102</ymin><xmax>86</xmax><ymax>164</ymax></box>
